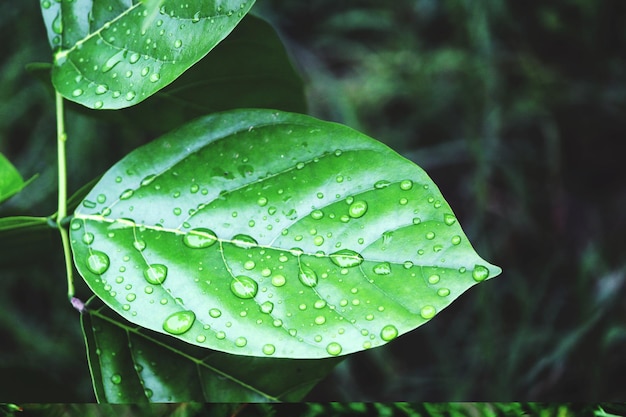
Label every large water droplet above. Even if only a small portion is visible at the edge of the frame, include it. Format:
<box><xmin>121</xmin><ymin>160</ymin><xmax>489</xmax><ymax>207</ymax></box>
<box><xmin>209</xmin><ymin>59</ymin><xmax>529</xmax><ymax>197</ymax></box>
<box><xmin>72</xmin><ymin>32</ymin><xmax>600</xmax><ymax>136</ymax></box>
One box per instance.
<box><xmin>262</xmin><ymin>344</ymin><xmax>276</xmax><ymax>355</ymax></box>
<box><xmin>209</xmin><ymin>308</ymin><xmax>221</xmax><ymax>318</ymax></box>
<box><xmin>420</xmin><ymin>305</ymin><xmax>436</xmax><ymax>319</ymax></box>
<box><xmin>472</xmin><ymin>265</ymin><xmax>490</xmax><ymax>282</ymax></box>
<box><xmin>143</xmin><ymin>264</ymin><xmax>168</xmax><ymax>285</ymax></box>
<box><xmin>86</xmin><ymin>251</ymin><xmax>110</xmax><ymax>275</ymax></box>
<box><xmin>260</xmin><ymin>301</ymin><xmax>274</xmax><ymax>314</ymax></box>
<box><xmin>82</xmin><ymin>233</ymin><xmax>95</xmax><ymax>245</ymax></box>
<box><xmin>162</xmin><ymin>310</ymin><xmax>195</xmax><ymax>335</ymax></box>
<box><xmin>235</xmin><ymin>337</ymin><xmax>247</xmax><ymax>347</ymax></box>
<box><xmin>326</xmin><ymin>342</ymin><xmax>342</xmax><ymax>356</ymax></box>
<box><xmin>348</xmin><ymin>200</ymin><xmax>368</xmax><ymax>218</ymax></box>
<box><xmin>183</xmin><ymin>228</ymin><xmax>218</xmax><ymax>249</ymax></box>
<box><xmin>232</xmin><ymin>234</ymin><xmax>257</xmax><ymax>249</ymax></box>
<box><xmin>230</xmin><ymin>276</ymin><xmax>258</xmax><ymax>299</ymax></box>
<box><xmin>373</xmin><ymin>262</ymin><xmax>391</xmax><ymax>275</ymax></box>
<box><xmin>444</xmin><ymin>213</ymin><xmax>457</xmax><ymax>226</ymax></box>
<box><xmin>298</xmin><ymin>266</ymin><xmax>318</xmax><ymax>287</ymax></box>
<box><xmin>110</xmin><ymin>373</ymin><xmax>122</xmax><ymax>385</ymax></box>
<box><xmin>271</xmin><ymin>274</ymin><xmax>286</xmax><ymax>287</ymax></box>
<box><xmin>380</xmin><ymin>324</ymin><xmax>399</xmax><ymax>341</ymax></box>
<box><xmin>329</xmin><ymin>249</ymin><xmax>364</xmax><ymax>268</ymax></box>
<box><xmin>101</xmin><ymin>50</ymin><xmax>125</xmax><ymax>73</ymax></box>
<box><xmin>52</xmin><ymin>12</ymin><xmax>63</xmax><ymax>34</ymax></box>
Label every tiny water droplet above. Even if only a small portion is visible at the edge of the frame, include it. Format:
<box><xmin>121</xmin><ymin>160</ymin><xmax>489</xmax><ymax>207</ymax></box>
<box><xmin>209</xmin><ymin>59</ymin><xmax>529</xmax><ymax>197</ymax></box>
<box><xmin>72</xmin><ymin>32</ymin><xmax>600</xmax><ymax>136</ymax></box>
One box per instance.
<box><xmin>330</xmin><ymin>249</ymin><xmax>364</xmax><ymax>268</ymax></box>
<box><xmin>82</xmin><ymin>200</ymin><xmax>97</xmax><ymax>208</ymax></box>
<box><xmin>235</xmin><ymin>337</ymin><xmax>247</xmax><ymax>347</ymax></box>
<box><xmin>428</xmin><ymin>274</ymin><xmax>440</xmax><ymax>284</ymax></box>
<box><xmin>373</xmin><ymin>262</ymin><xmax>391</xmax><ymax>275</ymax></box>
<box><xmin>472</xmin><ymin>265</ymin><xmax>490</xmax><ymax>282</ymax></box>
<box><xmin>314</xmin><ymin>315</ymin><xmax>326</xmax><ymax>325</ymax></box>
<box><xmin>174</xmin><ymin>39</ymin><xmax>183</xmax><ymax>48</ymax></box>
<box><xmin>444</xmin><ymin>213</ymin><xmax>457</xmax><ymax>225</ymax></box>
<box><xmin>119</xmin><ymin>189</ymin><xmax>134</xmax><ymax>200</ymax></box>
<box><xmin>271</xmin><ymin>274</ymin><xmax>286</xmax><ymax>287</ymax></box>
<box><xmin>420</xmin><ymin>305</ymin><xmax>436</xmax><ymax>319</ymax></box>
<box><xmin>126</xmin><ymin>293</ymin><xmax>136</xmax><ymax>302</ymax></box>
<box><xmin>380</xmin><ymin>324</ymin><xmax>399</xmax><ymax>341</ymax></box>
<box><xmin>82</xmin><ymin>233</ymin><xmax>94</xmax><ymax>245</ymax></box>
<box><xmin>374</xmin><ymin>180</ymin><xmax>391</xmax><ymax>189</ymax></box>
<box><xmin>451</xmin><ymin>235</ymin><xmax>461</xmax><ymax>245</ymax></box>
<box><xmin>326</xmin><ymin>342</ymin><xmax>342</xmax><ymax>356</ymax></box>
<box><xmin>425</xmin><ymin>231</ymin><xmax>435</xmax><ymax>240</ymax></box>
<box><xmin>183</xmin><ymin>228</ymin><xmax>218</xmax><ymax>248</ymax></box>
<box><xmin>400</xmin><ymin>179</ymin><xmax>413</xmax><ymax>190</ymax></box>
<box><xmin>162</xmin><ymin>310</ymin><xmax>195</xmax><ymax>335</ymax></box>
<box><xmin>129</xmin><ymin>53</ymin><xmax>140</xmax><ymax>63</ymax></box>
<box><xmin>209</xmin><ymin>308</ymin><xmax>222</xmax><ymax>318</ymax></box>
<box><xmin>125</xmin><ymin>91</ymin><xmax>136</xmax><ymax>101</ymax></box>
<box><xmin>95</xmin><ymin>84</ymin><xmax>109</xmax><ymax>95</ymax></box>
<box><xmin>437</xmin><ymin>288</ymin><xmax>451</xmax><ymax>297</ymax></box>
<box><xmin>260</xmin><ymin>301</ymin><xmax>274</xmax><ymax>314</ymax></box>
<box><xmin>230</xmin><ymin>276</ymin><xmax>258</xmax><ymax>299</ymax></box>
<box><xmin>257</xmin><ymin>196</ymin><xmax>268</xmax><ymax>206</ymax></box>
<box><xmin>298</xmin><ymin>266</ymin><xmax>318</xmax><ymax>287</ymax></box>
<box><xmin>262</xmin><ymin>344</ymin><xmax>276</xmax><ymax>355</ymax></box>
<box><xmin>348</xmin><ymin>200</ymin><xmax>368</xmax><ymax>218</ymax></box>
<box><xmin>52</xmin><ymin>12</ymin><xmax>63</xmax><ymax>34</ymax></box>
<box><xmin>72</xmin><ymin>88</ymin><xmax>84</xmax><ymax>97</ymax></box>
<box><xmin>110</xmin><ymin>373</ymin><xmax>122</xmax><ymax>384</ymax></box>
<box><xmin>232</xmin><ymin>234</ymin><xmax>257</xmax><ymax>249</ymax></box>
<box><xmin>310</xmin><ymin>209</ymin><xmax>324</xmax><ymax>220</ymax></box>
<box><xmin>133</xmin><ymin>240</ymin><xmax>146</xmax><ymax>251</ymax></box>
<box><xmin>143</xmin><ymin>264</ymin><xmax>168</xmax><ymax>284</ymax></box>
<box><xmin>87</xmin><ymin>251</ymin><xmax>110</xmax><ymax>275</ymax></box>
<box><xmin>196</xmin><ymin>334</ymin><xmax>206</xmax><ymax>343</ymax></box>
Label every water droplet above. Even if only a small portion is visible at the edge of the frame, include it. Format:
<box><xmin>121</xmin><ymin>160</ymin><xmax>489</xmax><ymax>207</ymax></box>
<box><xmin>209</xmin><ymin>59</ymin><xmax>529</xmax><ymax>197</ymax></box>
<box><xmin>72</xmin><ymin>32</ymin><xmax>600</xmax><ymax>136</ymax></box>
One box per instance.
<box><xmin>133</xmin><ymin>240</ymin><xmax>145</xmax><ymax>253</ymax></box>
<box><xmin>403</xmin><ymin>261</ymin><xmax>414</xmax><ymax>269</ymax></box>
<box><xmin>374</xmin><ymin>180</ymin><xmax>391</xmax><ymax>189</ymax></box>
<box><xmin>41</xmin><ymin>0</ymin><xmax>51</xmax><ymax>9</ymax></box>
<box><xmin>428</xmin><ymin>274</ymin><xmax>440</xmax><ymax>284</ymax></box>
<box><xmin>437</xmin><ymin>288</ymin><xmax>450</xmax><ymax>297</ymax></box>
<box><xmin>52</xmin><ymin>12</ymin><xmax>63</xmax><ymax>34</ymax></box>
<box><xmin>230</xmin><ymin>276</ymin><xmax>258</xmax><ymax>299</ymax></box>
<box><xmin>420</xmin><ymin>305</ymin><xmax>436</xmax><ymax>319</ymax></box>
<box><xmin>82</xmin><ymin>199</ymin><xmax>97</xmax><ymax>209</ymax></box>
<box><xmin>451</xmin><ymin>235</ymin><xmax>461</xmax><ymax>245</ymax></box>
<box><xmin>262</xmin><ymin>344</ymin><xmax>276</xmax><ymax>355</ymax></box>
<box><xmin>329</xmin><ymin>249</ymin><xmax>364</xmax><ymax>268</ymax></box>
<box><xmin>125</xmin><ymin>91</ymin><xmax>136</xmax><ymax>101</ymax></box>
<box><xmin>143</xmin><ymin>264</ymin><xmax>168</xmax><ymax>284</ymax></box>
<box><xmin>72</xmin><ymin>88</ymin><xmax>83</xmax><ymax>97</ymax></box>
<box><xmin>101</xmin><ymin>50</ymin><xmax>125</xmax><ymax>73</ymax></box>
<box><xmin>444</xmin><ymin>213</ymin><xmax>457</xmax><ymax>226</ymax></box>
<box><xmin>126</xmin><ymin>293</ymin><xmax>136</xmax><ymax>302</ymax></box>
<box><xmin>140</xmin><ymin>66</ymin><xmax>150</xmax><ymax>77</ymax></box>
<box><xmin>311</xmin><ymin>209</ymin><xmax>324</xmax><ymax>220</ymax></box>
<box><xmin>162</xmin><ymin>310</ymin><xmax>195</xmax><ymax>335</ymax></box>
<box><xmin>129</xmin><ymin>53</ymin><xmax>140</xmax><ymax>64</ymax></box>
<box><xmin>95</xmin><ymin>84</ymin><xmax>109</xmax><ymax>95</ymax></box>
<box><xmin>260</xmin><ymin>301</ymin><xmax>274</xmax><ymax>314</ymax></box>
<box><xmin>326</xmin><ymin>342</ymin><xmax>342</xmax><ymax>356</ymax></box>
<box><xmin>257</xmin><ymin>196</ymin><xmax>268</xmax><ymax>207</ymax></box>
<box><xmin>209</xmin><ymin>308</ymin><xmax>221</xmax><ymax>318</ymax></box>
<box><xmin>119</xmin><ymin>189</ymin><xmax>134</xmax><ymax>200</ymax></box>
<box><xmin>94</xmin><ymin>101</ymin><xmax>104</xmax><ymax>109</ymax></box>
<box><xmin>380</xmin><ymin>324</ymin><xmax>399</xmax><ymax>341</ymax></box>
<box><xmin>271</xmin><ymin>274</ymin><xmax>286</xmax><ymax>287</ymax></box>
<box><xmin>86</xmin><ymin>251</ymin><xmax>110</xmax><ymax>275</ymax></box>
<box><xmin>348</xmin><ymin>200</ymin><xmax>368</xmax><ymax>218</ymax></box>
<box><xmin>400</xmin><ymin>179</ymin><xmax>413</xmax><ymax>190</ymax></box>
<box><xmin>235</xmin><ymin>337</ymin><xmax>247</xmax><ymax>347</ymax></box>
<box><xmin>216</xmin><ymin>331</ymin><xmax>226</xmax><ymax>339</ymax></box>
<box><xmin>149</xmin><ymin>73</ymin><xmax>160</xmax><ymax>82</ymax></box>
<box><xmin>82</xmin><ymin>233</ymin><xmax>94</xmax><ymax>245</ymax></box>
<box><xmin>110</xmin><ymin>373</ymin><xmax>122</xmax><ymax>385</ymax></box>
<box><xmin>425</xmin><ymin>231</ymin><xmax>435</xmax><ymax>240</ymax></box>
<box><xmin>313</xmin><ymin>236</ymin><xmax>324</xmax><ymax>246</ymax></box>
<box><xmin>298</xmin><ymin>266</ymin><xmax>318</xmax><ymax>287</ymax></box>
<box><xmin>472</xmin><ymin>265</ymin><xmax>490</xmax><ymax>282</ymax></box>
<box><xmin>232</xmin><ymin>234</ymin><xmax>257</xmax><ymax>249</ymax></box>
<box><xmin>174</xmin><ymin>39</ymin><xmax>183</xmax><ymax>48</ymax></box>
<box><xmin>314</xmin><ymin>315</ymin><xmax>326</xmax><ymax>325</ymax></box>
<box><xmin>373</xmin><ymin>262</ymin><xmax>391</xmax><ymax>275</ymax></box>
<box><xmin>183</xmin><ymin>228</ymin><xmax>218</xmax><ymax>249</ymax></box>
<box><xmin>196</xmin><ymin>334</ymin><xmax>206</xmax><ymax>343</ymax></box>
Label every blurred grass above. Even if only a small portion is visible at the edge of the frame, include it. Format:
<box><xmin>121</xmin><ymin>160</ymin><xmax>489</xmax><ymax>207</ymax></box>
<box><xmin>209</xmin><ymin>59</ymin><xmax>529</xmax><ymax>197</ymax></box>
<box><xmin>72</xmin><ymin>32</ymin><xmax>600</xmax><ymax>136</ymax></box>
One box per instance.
<box><xmin>1</xmin><ymin>0</ymin><xmax>626</xmax><ymax>402</ymax></box>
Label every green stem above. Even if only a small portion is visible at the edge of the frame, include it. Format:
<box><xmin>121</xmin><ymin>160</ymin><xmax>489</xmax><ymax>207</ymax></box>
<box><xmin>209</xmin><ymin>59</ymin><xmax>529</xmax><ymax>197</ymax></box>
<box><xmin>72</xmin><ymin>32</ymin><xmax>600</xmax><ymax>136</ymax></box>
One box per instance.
<box><xmin>56</xmin><ymin>91</ymin><xmax>74</xmax><ymax>301</ymax></box>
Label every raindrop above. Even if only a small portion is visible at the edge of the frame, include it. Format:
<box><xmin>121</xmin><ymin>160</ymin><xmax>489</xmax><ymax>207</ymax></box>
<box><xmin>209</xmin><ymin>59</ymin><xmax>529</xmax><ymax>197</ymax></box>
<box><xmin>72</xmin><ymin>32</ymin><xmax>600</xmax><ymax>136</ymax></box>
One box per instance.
<box><xmin>72</xmin><ymin>88</ymin><xmax>84</xmax><ymax>97</ymax></box>
<box><xmin>262</xmin><ymin>344</ymin><xmax>275</xmax><ymax>355</ymax></box>
<box><xmin>380</xmin><ymin>324</ymin><xmax>399</xmax><ymax>341</ymax></box>
<box><xmin>374</xmin><ymin>180</ymin><xmax>391</xmax><ymax>189</ymax></box>
<box><xmin>119</xmin><ymin>189</ymin><xmax>134</xmax><ymax>200</ymax></box>
<box><xmin>314</xmin><ymin>315</ymin><xmax>326</xmax><ymax>325</ymax></box>
<box><xmin>326</xmin><ymin>342</ymin><xmax>342</xmax><ymax>356</ymax></box>
<box><xmin>143</xmin><ymin>264</ymin><xmax>168</xmax><ymax>284</ymax></box>
<box><xmin>451</xmin><ymin>235</ymin><xmax>461</xmax><ymax>245</ymax></box>
<box><xmin>125</xmin><ymin>91</ymin><xmax>136</xmax><ymax>101</ymax></box>
<box><xmin>140</xmin><ymin>67</ymin><xmax>150</xmax><ymax>77</ymax></box>
<box><xmin>126</xmin><ymin>293</ymin><xmax>136</xmax><ymax>302</ymax></box>
<box><xmin>182</xmin><ymin>228</ymin><xmax>218</xmax><ymax>249</ymax></box>
<box><xmin>329</xmin><ymin>249</ymin><xmax>364</xmax><ymax>268</ymax></box>
<box><xmin>52</xmin><ymin>12</ymin><xmax>63</xmax><ymax>34</ymax></box>
<box><xmin>271</xmin><ymin>274</ymin><xmax>286</xmax><ymax>287</ymax></box>
<box><xmin>110</xmin><ymin>374</ymin><xmax>122</xmax><ymax>385</ymax></box>
<box><xmin>196</xmin><ymin>335</ymin><xmax>206</xmax><ymax>343</ymax></box>
<box><xmin>174</xmin><ymin>39</ymin><xmax>183</xmax><ymax>48</ymax></box>
<box><xmin>149</xmin><ymin>73</ymin><xmax>160</xmax><ymax>83</ymax></box>
<box><xmin>400</xmin><ymin>179</ymin><xmax>413</xmax><ymax>190</ymax></box>
<box><xmin>260</xmin><ymin>301</ymin><xmax>274</xmax><ymax>314</ymax></box>
<box><xmin>298</xmin><ymin>266</ymin><xmax>318</xmax><ymax>287</ymax></box>
<box><xmin>41</xmin><ymin>0</ymin><xmax>51</xmax><ymax>9</ymax></box>
<box><xmin>314</xmin><ymin>300</ymin><xmax>326</xmax><ymax>309</ymax></box>
<box><xmin>162</xmin><ymin>310</ymin><xmax>195</xmax><ymax>335</ymax></box>
<box><xmin>428</xmin><ymin>274</ymin><xmax>440</xmax><ymax>284</ymax></box>
<box><xmin>310</xmin><ymin>209</ymin><xmax>324</xmax><ymax>220</ymax></box>
<box><xmin>420</xmin><ymin>305</ymin><xmax>436</xmax><ymax>319</ymax></box>
<box><xmin>95</xmin><ymin>84</ymin><xmax>109</xmax><ymax>95</ymax></box>
<box><xmin>230</xmin><ymin>276</ymin><xmax>258</xmax><ymax>299</ymax></box>
<box><xmin>86</xmin><ymin>251</ymin><xmax>110</xmax><ymax>275</ymax></box>
<box><xmin>232</xmin><ymin>234</ymin><xmax>257</xmax><ymax>249</ymax></box>
<box><xmin>133</xmin><ymin>240</ymin><xmax>146</xmax><ymax>251</ymax></box>
<box><xmin>472</xmin><ymin>265</ymin><xmax>490</xmax><ymax>282</ymax></box>
<box><xmin>235</xmin><ymin>337</ymin><xmax>247</xmax><ymax>347</ymax></box>
<box><xmin>101</xmin><ymin>50</ymin><xmax>125</xmax><ymax>73</ymax></box>
<box><xmin>82</xmin><ymin>233</ymin><xmax>94</xmax><ymax>245</ymax></box>
<box><xmin>373</xmin><ymin>262</ymin><xmax>391</xmax><ymax>275</ymax></box>
<box><xmin>94</xmin><ymin>101</ymin><xmax>104</xmax><ymax>109</ymax></box>
<box><xmin>209</xmin><ymin>308</ymin><xmax>221</xmax><ymax>318</ymax></box>
<box><xmin>437</xmin><ymin>288</ymin><xmax>450</xmax><ymax>297</ymax></box>
<box><xmin>82</xmin><ymin>200</ymin><xmax>97</xmax><ymax>209</ymax></box>
<box><xmin>425</xmin><ymin>231</ymin><xmax>435</xmax><ymax>240</ymax></box>
<box><xmin>129</xmin><ymin>53</ymin><xmax>140</xmax><ymax>64</ymax></box>
<box><xmin>348</xmin><ymin>200</ymin><xmax>368</xmax><ymax>218</ymax></box>
<box><xmin>313</xmin><ymin>236</ymin><xmax>324</xmax><ymax>246</ymax></box>
<box><xmin>444</xmin><ymin>213</ymin><xmax>457</xmax><ymax>226</ymax></box>
<box><xmin>257</xmin><ymin>196</ymin><xmax>268</xmax><ymax>206</ymax></box>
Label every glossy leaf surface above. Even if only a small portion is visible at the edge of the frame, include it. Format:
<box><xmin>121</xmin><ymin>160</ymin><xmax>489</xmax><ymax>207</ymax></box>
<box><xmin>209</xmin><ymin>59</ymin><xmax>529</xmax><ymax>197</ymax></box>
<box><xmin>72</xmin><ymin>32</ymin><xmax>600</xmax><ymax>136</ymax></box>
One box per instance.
<box><xmin>41</xmin><ymin>0</ymin><xmax>255</xmax><ymax>109</ymax></box>
<box><xmin>0</xmin><ymin>153</ymin><xmax>27</xmax><ymax>204</ymax></box>
<box><xmin>82</xmin><ymin>299</ymin><xmax>340</xmax><ymax>402</ymax></box>
<box><xmin>70</xmin><ymin>109</ymin><xmax>501</xmax><ymax>359</ymax></box>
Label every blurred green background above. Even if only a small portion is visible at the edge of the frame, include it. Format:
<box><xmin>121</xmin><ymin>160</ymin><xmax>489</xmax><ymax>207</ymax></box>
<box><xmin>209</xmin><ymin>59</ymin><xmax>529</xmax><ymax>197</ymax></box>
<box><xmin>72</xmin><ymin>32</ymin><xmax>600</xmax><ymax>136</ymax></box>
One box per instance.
<box><xmin>1</xmin><ymin>0</ymin><xmax>625</xmax><ymax>402</ymax></box>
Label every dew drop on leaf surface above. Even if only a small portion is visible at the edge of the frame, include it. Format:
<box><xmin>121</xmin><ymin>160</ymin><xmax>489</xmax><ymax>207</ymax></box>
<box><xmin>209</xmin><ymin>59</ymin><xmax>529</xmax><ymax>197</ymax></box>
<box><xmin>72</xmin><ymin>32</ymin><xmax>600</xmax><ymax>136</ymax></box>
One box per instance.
<box><xmin>230</xmin><ymin>276</ymin><xmax>258</xmax><ymax>299</ymax></box>
<box><xmin>143</xmin><ymin>264</ymin><xmax>168</xmax><ymax>285</ymax></box>
<box><xmin>86</xmin><ymin>251</ymin><xmax>110</xmax><ymax>275</ymax></box>
<box><xmin>162</xmin><ymin>310</ymin><xmax>195</xmax><ymax>335</ymax></box>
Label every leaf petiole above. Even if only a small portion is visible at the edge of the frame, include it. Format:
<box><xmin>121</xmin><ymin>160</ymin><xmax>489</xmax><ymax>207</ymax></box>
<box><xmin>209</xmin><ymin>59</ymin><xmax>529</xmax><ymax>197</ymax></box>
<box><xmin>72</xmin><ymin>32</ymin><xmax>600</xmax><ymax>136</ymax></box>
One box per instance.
<box><xmin>55</xmin><ymin>91</ymin><xmax>75</xmax><ymax>302</ymax></box>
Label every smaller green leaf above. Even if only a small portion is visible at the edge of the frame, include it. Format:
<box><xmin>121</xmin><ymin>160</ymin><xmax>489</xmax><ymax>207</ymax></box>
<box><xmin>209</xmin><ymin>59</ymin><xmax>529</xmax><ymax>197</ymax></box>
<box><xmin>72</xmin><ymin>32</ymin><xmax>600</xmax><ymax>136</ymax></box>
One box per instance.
<box><xmin>0</xmin><ymin>153</ymin><xmax>36</xmax><ymax>204</ymax></box>
<box><xmin>82</xmin><ymin>300</ymin><xmax>342</xmax><ymax>403</ymax></box>
<box><xmin>44</xmin><ymin>0</ymin><xmax>256</xmax><ymax>109</ymax></box>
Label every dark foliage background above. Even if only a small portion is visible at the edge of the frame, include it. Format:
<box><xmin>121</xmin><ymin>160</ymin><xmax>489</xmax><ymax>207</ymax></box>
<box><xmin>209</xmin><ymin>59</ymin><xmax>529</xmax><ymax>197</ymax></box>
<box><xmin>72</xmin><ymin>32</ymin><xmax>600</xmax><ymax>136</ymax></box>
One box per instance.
<box><xmin>1</xmin><ymin>0</ymin><xmax>625</xmax><ymax>402</ymax></box>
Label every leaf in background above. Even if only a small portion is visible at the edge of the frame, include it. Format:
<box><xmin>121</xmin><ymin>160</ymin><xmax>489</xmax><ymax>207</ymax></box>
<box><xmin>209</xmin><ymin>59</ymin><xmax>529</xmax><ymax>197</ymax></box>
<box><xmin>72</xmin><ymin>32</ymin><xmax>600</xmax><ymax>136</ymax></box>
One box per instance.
<box><xmin>40</xmin><ymin>0</ymin><xmax>255</xmax><ymax>109</ymax></box>
<box><xmin>0</xmin><ymin>153</ymin><xmax>37</xmax><ymax>204</ymax></box>
<box><xmin>82</xmin><ymin>299</ymin><xmax>341</xmax><ymax>402</ymax></box>
<box><xmin>70</xmin><ymin>109</ymin><xmax>501</xmax><ymax>359</ymax></box>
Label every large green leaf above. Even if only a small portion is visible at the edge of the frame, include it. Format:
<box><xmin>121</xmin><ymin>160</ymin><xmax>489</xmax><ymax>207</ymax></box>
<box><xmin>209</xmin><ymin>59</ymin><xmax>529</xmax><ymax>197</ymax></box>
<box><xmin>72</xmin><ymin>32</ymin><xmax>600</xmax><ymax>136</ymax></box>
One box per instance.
<box><xmin>82</xmin><ymin>299</ymin><xmax>341</xmax><ymax>402</ymax></box>
<box><xmin>40</xmin><ymin>0</ymin><xmax>255</xmax><ymax>109</ymax></box>
<box><xmin>70</xmin><ymin>109</ymin><xmax>501</xmax><ymax>359</ymax></box>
